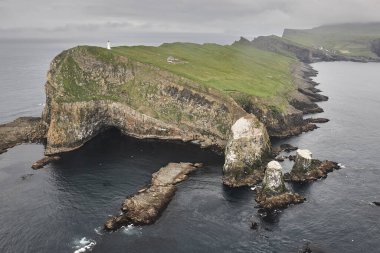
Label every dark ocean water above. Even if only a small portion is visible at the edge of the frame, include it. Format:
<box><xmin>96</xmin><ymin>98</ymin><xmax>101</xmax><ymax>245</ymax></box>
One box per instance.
<box><xmin>0</xmin><ymin>41</ymin><xmax>379</xmax><ymax>253</ymax></box>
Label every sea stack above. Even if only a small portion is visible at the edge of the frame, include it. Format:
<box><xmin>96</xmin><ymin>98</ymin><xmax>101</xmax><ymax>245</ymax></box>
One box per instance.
<box><xmin>256</xmin><ymin>161</ymin><xmax>305</xmax><ymax>210</ymax></box>
<box><xmin>284</xmin><ymin>149</ymin><xmax>341</xmax><ymax>182</ymax></box>
<box><xmin>222</xmin><ymin>114</ymin><xmax>271</xmax><ymax>187</ymax></box>
<box><xmin>293</xmin><ymin>149</ymin><xmax>313</xmax><ymax>172</ymax></box>
<box><xmin>104</xmin><ymin>162</ymin><xmax>203</xmax><ymax>231</ymax></box>
<box><xmin>261</xmin><ymin>161</ymin><xmax>286</xmax><ymax>195</ymax></box>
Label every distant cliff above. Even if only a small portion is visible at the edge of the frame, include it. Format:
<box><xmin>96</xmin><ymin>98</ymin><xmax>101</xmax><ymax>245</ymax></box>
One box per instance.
<box><xmin>282</xmin><ymin>23</ymin><xmax>380</xmax><ymax>61</ymax></box>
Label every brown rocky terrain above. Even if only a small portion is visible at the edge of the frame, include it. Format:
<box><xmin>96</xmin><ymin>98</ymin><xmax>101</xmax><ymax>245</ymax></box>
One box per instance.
<box><xmin>0</xmin><ymin>117</ymin><xmax>46</xmax><ymax>154</ymax></box>
<box><xmin>104</xmin><ymin>162</ymin><xmax>203</xmax><ymax>231</ymax></box>
<box><xmin>42</xmin><ymin>47</ymin><xmax>249</xmax><ymax>155</ymax></box>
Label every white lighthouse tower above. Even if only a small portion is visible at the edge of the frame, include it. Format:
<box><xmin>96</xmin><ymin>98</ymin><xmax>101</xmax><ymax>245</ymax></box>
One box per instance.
<box><xmin>107</xmin><ymin>40</ymin><xmax>111</xmax><ymax>50</ymax></box>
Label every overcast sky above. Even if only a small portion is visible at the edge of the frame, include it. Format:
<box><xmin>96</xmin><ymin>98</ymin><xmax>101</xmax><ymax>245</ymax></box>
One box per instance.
<box><xmin>1</xmin><ymin>0</ymin><xmax>380</xmax><ymax>45</ymax></box>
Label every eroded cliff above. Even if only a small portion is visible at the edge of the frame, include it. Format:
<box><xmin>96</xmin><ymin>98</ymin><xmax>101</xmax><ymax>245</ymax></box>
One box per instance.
<box><xmin>42</xmin><ymin>46</ymin><xmax>249</xmax><ymax>154</ymax></box>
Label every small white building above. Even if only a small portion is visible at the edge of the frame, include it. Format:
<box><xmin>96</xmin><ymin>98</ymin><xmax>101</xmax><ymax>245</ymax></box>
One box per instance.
<box><xmin>107</xmin><ymin>41</ymin><xmax>111</xmax><ymax>50</ymax></box>
<box><xmin>167</xmin><ymin>56</ymin><xmax>175</xmax><ymax>63</ymax></box>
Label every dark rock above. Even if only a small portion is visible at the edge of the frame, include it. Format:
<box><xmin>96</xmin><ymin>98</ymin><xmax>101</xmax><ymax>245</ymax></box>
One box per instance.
<box><xmin>105</xmin><ymin>162</ymin><xmax>202</xmax><ymax>231</ymax></box>
<box><xmin>280</xmin><ymin>144</ymin><xmax>298</xmax><ymax>152</ymax></box>
<box><xmin>275</xmin><ymin>156</ymin><xmax>285</xmax><ymax>162</ymax></box>
<box><xmin>250</xmin><ymin>35</ymin><xmax>326</xmax><ymax>63</ymax></box>
<box><xmin>250</xmin><ymin>221</ymin><xmax>258</xmax><ymax>230</ymax></box>
<box><xmin>285</xmin><ymin>157</ymin><xmax>341</xmax><ymax>183</ymax></box>
<box><xmin>307</xmin><ymin>87</ymin><xmax>322</xmax><ymax>93</ymax></box>
<box><xmin>31</xmin><ymin>156</ymin><xmax>60</xmax><ymax>169</ymax></box>
<box><xmin>256</xmin><ymin>191</ymin><xmax>305</xmax><ymax>210</ymax></box>
<box><xmin>371</xmin><ymin>39</ymin><xmax>380</xmax><ymax>57</ymax></box>
<box><xmin>0</xmin><ymin>117</ymin><xmax>47</xmax><ymax>154</ymax></box>
<box><xmin>298</xmin><ymin>242</ymin><xmax>328</xmax><ymax>253</ymax></box>
<box><xmin>21</xmin><ymin>174</ymin><xmax>34</xmax><ymax>180</ymax></box>
<box><xmin>255</xmin><ymin>161</ymin><xmax>305</xmax><ymax>210</ymax></box>
<box><xmin>373</xmin><ymin>201</ymin><xmax>380</xmax><ymax>206</ymax></box>
<box><xmin>305</xmin><ymin>118</ymin><xmax>329</xmax><ymax>124</ymax></box>
<box><xmin>298</xmin><ymin>242</ymin><xmax>313</xmax><ymax>253</ymax></box>
<box><xmin>271</xmin><ymin>146</ymin><xmax>282</xmax><ymax>156</ymax></box>
<box><xmin>298</xmin><ymin>88</ymin><xmax>329</xmax><ymax>102</ymax></box>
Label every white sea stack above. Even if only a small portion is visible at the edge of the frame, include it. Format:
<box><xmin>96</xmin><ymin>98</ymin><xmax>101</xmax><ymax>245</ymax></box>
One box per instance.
<box><xmin>262</xmin><ymin>161</ymin><xmax>286</xmax><ymax>195</ymax></box>
<box><xmin>223</xmin><ymin>114</ymin><xmax>270</xmax><ymax>187</ymax></box>
<box><xmin>292</xmin><ymin>149</ymin><xmax>313</xmax><ymax>172</ymax></box>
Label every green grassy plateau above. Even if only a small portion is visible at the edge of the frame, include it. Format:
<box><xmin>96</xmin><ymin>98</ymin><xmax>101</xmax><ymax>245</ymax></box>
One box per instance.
<box><xmin>111</xmin><ymin>43</ymin><xmax>296</xmax><ymax>99</ymax></box>
<box><xmin>283</xmin><ymin>23</ymin><xmax>380</xmax><ymax>58</ymax></box>
<box><xmin>57</xmin><ymin>42</ymin><xmax>298</xmax><ymax>111</ymax></box>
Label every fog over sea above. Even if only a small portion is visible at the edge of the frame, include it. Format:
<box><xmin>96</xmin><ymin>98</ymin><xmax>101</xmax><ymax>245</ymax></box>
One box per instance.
<box><xmin>0</xmin><ymin>40</ymin><xmax>379</xmax><ymax>253</ymax></box>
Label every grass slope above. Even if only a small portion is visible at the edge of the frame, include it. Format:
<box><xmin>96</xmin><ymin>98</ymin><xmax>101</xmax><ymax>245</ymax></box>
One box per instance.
<box><xmin>283</xmin><ymin>23</ymin><xmax>380</xmax><ymax>58</ymax></box>
<box><xmin>112</xmin><ymin>43</ymin><xmax>296</xmax><ymax>98</ymax></box>
<box><xmin>57</xmin><ymin>43</ymin><xmax>298</xmax><ymax>111</ymax></box>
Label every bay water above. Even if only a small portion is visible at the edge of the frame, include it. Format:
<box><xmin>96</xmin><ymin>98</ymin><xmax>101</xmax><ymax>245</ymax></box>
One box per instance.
<box><xmin>0</xmin><ymin>40</ymin><xmax>379</xmax><ymax>253</ymax></box>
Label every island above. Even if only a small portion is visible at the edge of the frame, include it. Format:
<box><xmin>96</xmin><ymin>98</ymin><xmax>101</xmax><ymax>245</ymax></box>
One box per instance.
<box><xmin>1</xmin><ymin>22</ymin><xmax>379</xmax><ymax>230</ymax></box>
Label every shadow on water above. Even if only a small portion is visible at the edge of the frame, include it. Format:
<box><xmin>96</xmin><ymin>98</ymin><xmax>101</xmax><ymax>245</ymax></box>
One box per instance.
<box><xmin>222</xmin><ymin>185</ymin><xmax>254</xmax><ymax>202</ymax></box>
<box><xmin>57</xmin><ymin>127</ymin><xmax>224</xmax><ymax>167</ymax></box>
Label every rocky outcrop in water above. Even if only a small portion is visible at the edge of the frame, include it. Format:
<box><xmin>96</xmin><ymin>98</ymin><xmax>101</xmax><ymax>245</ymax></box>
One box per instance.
<box><xmin>31</xmin><ymin>156</ymin><xmax>61</xmax><ymax>169</ymax></box>
<box><xmin>284</xmin><ymin>149</ymin><xmax>341</xmax><ymax>182</ymax></box>
<box><xmin>0</xmin><ymin>117</ymin><xmax>46</xmax><ymax>154</ymax></box>
<box><xmin>104</xmin><ymin>162</ymin><xmax>202</xmax><ymax>231</ymax></box>
<box><xmin>305</xmin><ymin>118</ymin><xmax>329</xmax><ymax>124</ymax></box>
<box><xmin>222</xmin><ymin>115</ymin><xmax>270</xmax><ymax>187</ymax></box>
<box><xmin>293</xmin><ymin>149</ymin><xmax>313</xmax><ymax>172</ymax></box>
<box><xmin>261</xmin><ymin>161</ymin><xmax>286</xmax><ymax>195</ymax></box>
<box><xmin>255</xmin><ymin>161</ymin><xmax>305</xmax><ymax>210</ymax></box>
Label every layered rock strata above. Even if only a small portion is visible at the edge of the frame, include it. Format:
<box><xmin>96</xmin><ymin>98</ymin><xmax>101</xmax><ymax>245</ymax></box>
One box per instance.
<box><xmin>0</xmin><ymin>117</ymin><xmax>46</xmax><ymax>154</ymax></box>
<box><xmin>42</xmin><ymin>46</ymin><xmax>247</xmax><ymax>155</ymax></box>
<box><xmin>241</xmin><ymin>62</ymin><xmax>323</xmax><ymax>139</ymax></box>
<box><xmin>104</xmin><ymin>162</ymin><xmax>202</xmax><ymax>231</ymax></box>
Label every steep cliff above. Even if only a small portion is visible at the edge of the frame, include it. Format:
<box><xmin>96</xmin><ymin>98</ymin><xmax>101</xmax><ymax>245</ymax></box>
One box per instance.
<box><xmin>250</xmin><ymin>35</ymin><xmax>327</xmax><ymax>63</ymax></box>
<box><xmin>283</xmin><ymin>23</ymin><xmax>380</xmax><ymax>61</ymax></box>
<box><xmin>42</xmin><ymin>46</ymin><xmax>249</xmax><ymax>154</ymax></box>
<box><xmin>371</xmin><ymin>39</ymin><xmax>380</xmax><ymax>57</ymax></box>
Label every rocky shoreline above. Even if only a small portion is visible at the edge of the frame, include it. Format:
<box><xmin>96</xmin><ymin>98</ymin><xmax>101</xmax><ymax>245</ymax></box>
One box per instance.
<box><xmin>0</xmin><ymin>117</ymin><xmax>46</xmax><ymax>154</ymax></box>
<box><xmin>0</xmin><ymin>47</ymin><xmax>335</xmax><ymax>160</ymax></box>
<box><xmin>0</xmin><ymin>41</ymin><xmax>348</xmax><ymax>236</ymax></box>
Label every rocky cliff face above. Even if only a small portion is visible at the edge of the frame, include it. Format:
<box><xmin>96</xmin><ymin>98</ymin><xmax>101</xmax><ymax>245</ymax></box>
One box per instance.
<box><xmin>0</xmin><ymin>117</ymin><xmax>46</xmax><ymax>154</ymax></box>
<box><xmin>371</xmin><ymin>39</ymin><xmax>380</xmax><ymax>57</ymax></box>
<box><xmin>236</xmin><ymin>62</ymin><xmax>321</xmax><ymax>138</ymax></box>
<box><xmin>223</xmin><ymin>115</ymin><xmax>270</xmax><ymax>187</ymax></box>
<box><xmin>251</xmin><ymin>35</ymin><xmax>335</xmax><ymax>63</ymax></box>
<box><xmin>42</xmin><ymin>46</ymin><xmax>248</xmax><ymax>154</ymax></box>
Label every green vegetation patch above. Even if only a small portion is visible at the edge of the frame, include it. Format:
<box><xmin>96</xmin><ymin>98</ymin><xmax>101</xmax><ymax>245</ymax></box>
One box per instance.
<box><xmin>56</xmin><ymin>43</ymin><xmax>297</xmax><ymax>112</ymax></box>
<box><xmin>111</xmin><ymin>43</ymin><xmax>296</xmax><ymax>99</ymax></box>
<box><xmin>283</xmin><ymin>23</ymin><xmax>380</xmax><ymax>58</ymax></box>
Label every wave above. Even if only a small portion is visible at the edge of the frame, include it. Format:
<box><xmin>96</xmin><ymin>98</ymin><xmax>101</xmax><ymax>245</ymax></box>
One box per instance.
<box><xmin>72</xmin><ymin>237</ymin><xmax>96</xmax><ymax>253</ymax></box>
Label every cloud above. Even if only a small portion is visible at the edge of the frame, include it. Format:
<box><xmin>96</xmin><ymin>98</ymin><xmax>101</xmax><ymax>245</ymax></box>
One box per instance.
<box><xmin>1</xmin><ymin>0</ymin><xmax>380</xmax><ymax>44</ymax></box>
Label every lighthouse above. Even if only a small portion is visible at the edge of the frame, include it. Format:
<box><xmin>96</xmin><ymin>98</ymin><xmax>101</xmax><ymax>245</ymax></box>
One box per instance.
<box><xmin>107</xmin><ymin>40</ymin><xmax>111</xmax><ymax>50</ymax></box>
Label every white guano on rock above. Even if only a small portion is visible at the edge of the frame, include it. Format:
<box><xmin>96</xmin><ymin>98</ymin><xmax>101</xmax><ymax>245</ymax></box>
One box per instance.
<box><xmin>223</xmin><ymin>114</ymin><xmax>271</xmax><ymax>187</ymax></box>
<box><xmin>292</xmin><ymin>149</ymin><xmax>313</xmax><ymax>172</ymax></box>
<box><xmin>262</xmin><ymin>161</ymin><xmax>286</xmax><ymax>195</ymax></box>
